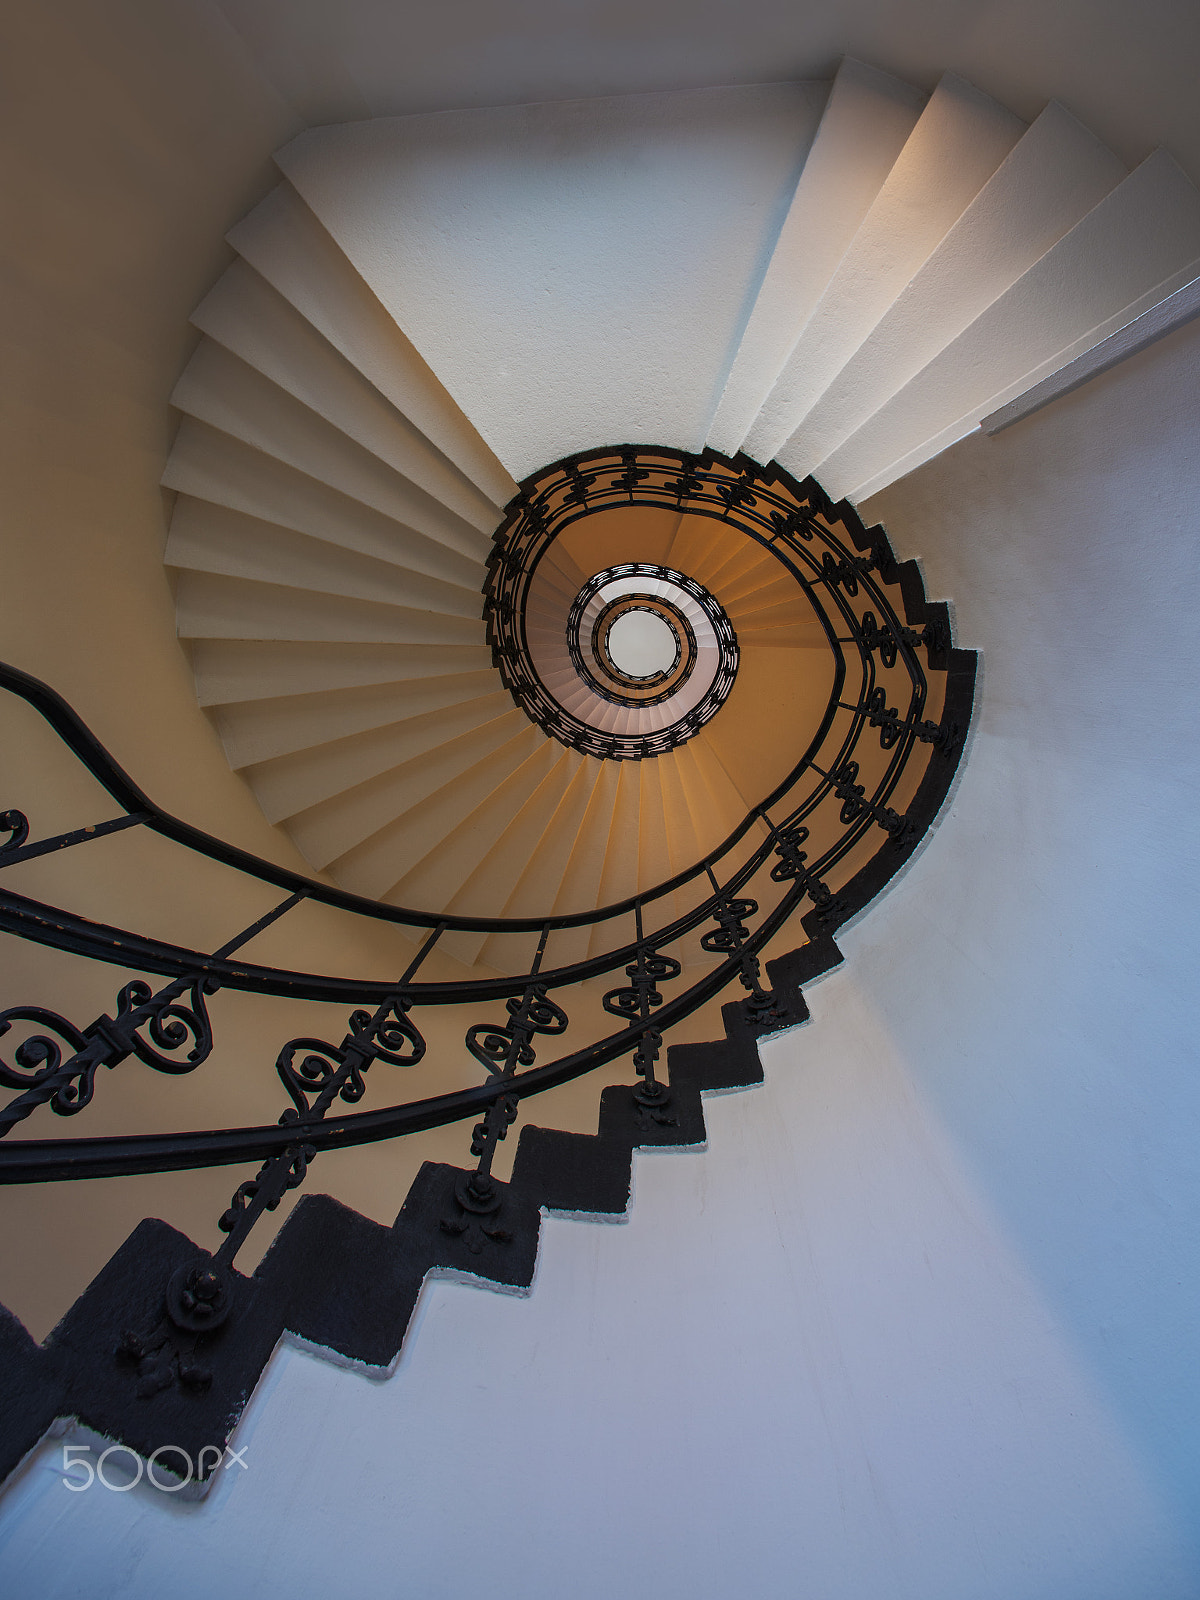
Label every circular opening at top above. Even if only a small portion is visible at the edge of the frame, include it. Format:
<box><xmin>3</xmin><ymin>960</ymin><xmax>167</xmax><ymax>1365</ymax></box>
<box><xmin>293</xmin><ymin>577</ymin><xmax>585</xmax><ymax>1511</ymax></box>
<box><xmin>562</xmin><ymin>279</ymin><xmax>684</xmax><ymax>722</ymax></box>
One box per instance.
<box><xmin>605</xmin><ymin>609</ymin><xmax>678</xmax><ymax>679</ymax></box>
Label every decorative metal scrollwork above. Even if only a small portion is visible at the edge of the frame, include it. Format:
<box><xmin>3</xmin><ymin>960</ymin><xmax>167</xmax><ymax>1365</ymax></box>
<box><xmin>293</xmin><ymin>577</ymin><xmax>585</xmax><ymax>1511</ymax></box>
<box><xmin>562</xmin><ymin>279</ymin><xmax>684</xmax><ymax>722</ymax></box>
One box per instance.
<box><xmin>604</xmin><ymin>942</ymin><xmax>683</xmax><ymax>1125</ymax></box>
<box><xmin>193</xmin><ymin>986</ymin><xmax>429</xmax><ymax>1334</ymax></box>
<box><xmin>0</xmin><ymin>974</ymin><xmax>217</xmax><ymax>1137</ymax></box>
<box><xmin>0</xmin><ymin>810</ymin><xmax>29</xmax><ymax>854</ymax></box>
<box><xmin>769</xmin><ymin>821</ymin><xmax>844</xmax><ymax>924</ymax></box>
<box><xmin>865</xmin><ymin>686</ymin><xmax>960</xmax><ymax>755</ymax></box>
<box><xmin>702</xmin><ymin>893</ymin><xmax>788</xmax><ymax>1030</ymax></box>
<box><xmin>0</xmin><ymin>1006</ymin><xmax>89</xmax><ymax>1093</ymax></box>
<box><xmin>466</xmin><ymin>986</ymin><xmax>569</xmax><ymax>1077</ymax></box>
<box><xmin>0</xmin><ymin>441</ymin><xmax>975</xmax><ymax>1445</ymax></box>
<box><xmin>833</xmin><ymin>761</ymin><xmax>913</xmax><ymax>846</ymax></box>
<box><xmin>448</xmin><ymin>973</ymin><xmax>570</xmax><ymax>1242</ymax></box>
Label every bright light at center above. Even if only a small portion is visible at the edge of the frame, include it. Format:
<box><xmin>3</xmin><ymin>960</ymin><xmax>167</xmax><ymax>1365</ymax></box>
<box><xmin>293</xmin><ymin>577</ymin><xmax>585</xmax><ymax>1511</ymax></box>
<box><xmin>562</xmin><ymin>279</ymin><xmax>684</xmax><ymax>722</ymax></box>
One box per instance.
<box><xmin>606</xmin><ymin>610</ymin><xmax>676</xmax><ymax>677</ymax></box>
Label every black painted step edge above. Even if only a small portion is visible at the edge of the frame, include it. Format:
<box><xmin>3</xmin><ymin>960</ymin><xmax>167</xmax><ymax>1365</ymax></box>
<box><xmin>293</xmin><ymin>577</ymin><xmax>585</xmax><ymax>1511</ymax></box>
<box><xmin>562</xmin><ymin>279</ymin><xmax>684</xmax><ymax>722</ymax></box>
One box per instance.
<box><xmin>0</xmin><ymin>576</ymin><xmax>975</xmax><ymax>1497</ymax></box>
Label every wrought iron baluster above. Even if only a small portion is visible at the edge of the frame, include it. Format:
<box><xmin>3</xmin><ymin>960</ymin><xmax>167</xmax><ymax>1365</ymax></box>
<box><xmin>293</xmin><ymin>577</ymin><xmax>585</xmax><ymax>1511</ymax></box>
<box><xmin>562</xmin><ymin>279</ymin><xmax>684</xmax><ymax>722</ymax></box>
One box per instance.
<box><xmin>700</xmin><ymin>866</ymin><xmax>787</xmax><ymax>1029</ymax></box>
<box><xmin>602</xmin><ymin>900</ymin><xmax>682</xmax><ymax>1131</ymax></box>
<box><xmin>828</xmin><ymin>760</ymin><xmax>914</xmax><ymax>846</ymax></box>
<box><xmin>443</xmin><ymin>924</ymin><xmax>567</xmax><ymax>1251</ymax></box>
<box><xmin>611</xmin><ymin>447</ymin><xmax>651</xmax><ymax>497</ymax></box>
<box><xmin>859</xmin><ymin>607</ymin><xmax>947</xmax><ymax>665</ymax></box>
<box><xmin>861</xmin><ymin>687</ymin><xmax>961</xmax><ymax>755</ymax></box>
<box><xmin>767</xmin><ymin>818</ymin><xmax>843</xmax><ymax>925</ymax></box>
<box><xmin>661</xmin><ymin>452</ymin><xmax>703</xmax><ymax>503</ymax></box>
<box><xmin>0</xmin><ymin>890</ymin><xmax>313</xmax><ymax>1139</ymax></box>
<box><xmin>212</xmin><ymin>924</ymin><xmax>440</xmax><ymax>1271</ymax></box>
<box><xmin>115</xmin><ymin>927</ymin><xmax>439</xmax><ymax>1399</ymax></box>
<box><xmin>0</xmin><ymin>973</ymin><xmax>218</xmax><ymax>1138</ymax></box>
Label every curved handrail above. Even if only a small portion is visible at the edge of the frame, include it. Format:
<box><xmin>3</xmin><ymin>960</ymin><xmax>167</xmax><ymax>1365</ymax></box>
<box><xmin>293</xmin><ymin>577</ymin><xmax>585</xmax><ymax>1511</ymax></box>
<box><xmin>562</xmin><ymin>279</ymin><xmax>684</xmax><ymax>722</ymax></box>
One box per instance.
<box><xmin>0</xmin><ymin>454</ymin><xmax>971</xmax><ymax>1233</ymax></box>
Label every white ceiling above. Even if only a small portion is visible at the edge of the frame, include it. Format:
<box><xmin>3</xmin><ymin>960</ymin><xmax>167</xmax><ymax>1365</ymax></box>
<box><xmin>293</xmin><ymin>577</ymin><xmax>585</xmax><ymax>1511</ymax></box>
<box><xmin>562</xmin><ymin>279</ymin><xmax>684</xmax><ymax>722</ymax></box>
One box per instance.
<box><xmin>211</xmin><ymin>0</ymin><xmax>1200</xmax><ymax>181</ymax></box>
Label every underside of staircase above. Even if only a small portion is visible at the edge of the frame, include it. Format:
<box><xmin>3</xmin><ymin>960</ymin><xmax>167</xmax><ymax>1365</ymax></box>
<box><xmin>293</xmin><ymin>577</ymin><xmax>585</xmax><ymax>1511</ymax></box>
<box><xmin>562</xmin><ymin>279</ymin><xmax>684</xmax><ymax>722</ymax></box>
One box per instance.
<box><xmin>162</xmin><ymin>59</ymin><xmax>1200</xmax><ymax>961</ymax></box>
<box><xmin>3</xmin><ymin>53</ymin><xmax>1200</xmax><ymax>1490</ymax></box>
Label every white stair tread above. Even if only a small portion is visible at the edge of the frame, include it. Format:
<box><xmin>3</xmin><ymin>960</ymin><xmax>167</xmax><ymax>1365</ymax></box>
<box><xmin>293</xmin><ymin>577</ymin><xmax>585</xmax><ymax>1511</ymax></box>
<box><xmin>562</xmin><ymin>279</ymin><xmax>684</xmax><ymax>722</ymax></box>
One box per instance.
<box><xmin>707</xmin><ymin>58</ymin><xmax>925</xmax><ymax>455</ymax></box>
<box><xmin>475</xmin><ymin>758</ymin><xmax>601</xmax><ymax>969</ymax></box>
<box><xmin>813</xmin><ymin>148</ymin><xmax>1200</xmax><ymax>500</ymax></box>
<box><xmin>175</xmin><ymin>571</ymin><xmax>485</xmax><ymax>647</ymax></box>
<box><xmin>166</xmin><ymin>501</ymin><xmax>482</xmax><ymax>618</ymax></box>
<box><xmin>589</xmin><ymin>762</ymin><xmax>643</xmax><ymax>953</ymax></box>
<box><xmin>788</xmin><ymin>101</ymin><xmax>1125</xmax><ymax>478</ymax></box>
<box><xmin>164</xmin><ymin>422</ymin><xmax>484</xmax><ymax>584</ymax></box>
<box><xmin>386</xmin><ymin>739</ymin><xmax>568</xmax><ymax>910</ymax></box>
<box><xmin>746</xmin><ymin>73</ymin><xmax>1025</xmax><ymax>464</ymax></box>
<box><xmin>276</xmin><ymin>84</ymin><xmax>827</xmax><ymax>478</ymax></box>
<box><xmin>192</xmin><ymin>260</ymin><xmax>503</xmax><ymax>535</ymax></box>
<box><xmin>546</xmin><ymin>760</ymin><xmax>623</xmax><ymax>966</ymax></box>
<box><xmin>335</xmin><ymin>726</ymin><xmax>549</xmax><ymax>900</ymax></box>
<box><xmin>286</xmin><ymin>712</ymin><xmax>535</xmax><ymax>867</ymax></box>
<box><xmin>446</xmin><ymin>748</ymin><xmax>586</xmax><ymax>957</ymax></box>
<box><xmin>227</xmin><ymin>180</ymin><xmax>517</xmax><ymax>509</ymax></box>
<box><xmin>170</xmin><ymin>343</ymin><xmax>491</xmax><ymax>561</ymax></box>
<box><xmin>214</xmin><ymin>672</ymin><xmax>500</xmax><ymax>768</ymax></box>
<box><xmin>248</xmin><ymin>694</ymin><xmax>521</xmax><ymax>824</ymax></box>
<box><xmin>191</xmin><ymin>640</ymin><xmax>495</xmax><ymax>707</ymax></box>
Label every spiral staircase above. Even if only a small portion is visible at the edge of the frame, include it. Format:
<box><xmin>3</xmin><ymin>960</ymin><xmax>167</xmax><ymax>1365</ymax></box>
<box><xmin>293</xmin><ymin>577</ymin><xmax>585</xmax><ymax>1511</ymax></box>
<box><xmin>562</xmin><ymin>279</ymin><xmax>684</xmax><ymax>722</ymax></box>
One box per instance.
<box><xmin>162</xmin><ymin>59</ymin><xmax>1200</xmax><ymax>955</ymax></box>
<box><xmin>4</xmin><ymin>54</ymin><xmax>1200</xmax><ymax>1490</ymax></box>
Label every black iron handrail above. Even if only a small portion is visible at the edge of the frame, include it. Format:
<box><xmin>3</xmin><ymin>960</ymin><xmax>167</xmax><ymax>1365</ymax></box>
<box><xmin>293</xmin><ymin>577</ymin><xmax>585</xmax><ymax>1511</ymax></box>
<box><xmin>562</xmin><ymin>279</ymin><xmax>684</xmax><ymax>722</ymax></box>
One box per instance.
<box><xmin>0</xmin><ymin>451</ymin><xmax>968</xmax><ymax>1318</ymax></box>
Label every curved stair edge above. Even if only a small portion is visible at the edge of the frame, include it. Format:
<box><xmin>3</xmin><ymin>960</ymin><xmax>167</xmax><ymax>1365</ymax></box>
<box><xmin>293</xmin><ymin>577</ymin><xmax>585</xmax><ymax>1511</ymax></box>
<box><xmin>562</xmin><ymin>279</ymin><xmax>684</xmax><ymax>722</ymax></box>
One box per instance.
<box><xmin>0</xmin><ymin>613</ymin><xmax>975</xmax><ymax>1491</ymax></box>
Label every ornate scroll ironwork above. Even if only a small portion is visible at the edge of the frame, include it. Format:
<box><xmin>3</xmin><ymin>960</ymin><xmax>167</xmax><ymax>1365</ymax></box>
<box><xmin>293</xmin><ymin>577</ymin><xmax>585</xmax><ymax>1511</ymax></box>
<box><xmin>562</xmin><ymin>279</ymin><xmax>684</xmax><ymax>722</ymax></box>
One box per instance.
<box><xmin>0</xmin><ymin>446</ymin><xmax>973</xmax><ymax>1400</ymax></box>
<box><xmin>447</xmin><ymin>942</ymin><xmax>570</xmax><ymax>1250</ymax></box>
<box><xmin>0</xmin><ymin>442</ymin><xmax>976</xmax><ymax>1479</ymax></box>
<box><xmin>0</xmin><ymin>974</ymin><xmax>217</xmax><ymax>1137</ymax></box>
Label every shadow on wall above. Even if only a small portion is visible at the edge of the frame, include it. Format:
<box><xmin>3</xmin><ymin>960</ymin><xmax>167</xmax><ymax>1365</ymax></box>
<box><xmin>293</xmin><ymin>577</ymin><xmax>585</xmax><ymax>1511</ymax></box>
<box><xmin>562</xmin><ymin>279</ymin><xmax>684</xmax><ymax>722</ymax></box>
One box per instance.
<box><xmin>857</xmin><ymin>312</ymin><xmax>1200</xmax><ymax>1550</ymax></box>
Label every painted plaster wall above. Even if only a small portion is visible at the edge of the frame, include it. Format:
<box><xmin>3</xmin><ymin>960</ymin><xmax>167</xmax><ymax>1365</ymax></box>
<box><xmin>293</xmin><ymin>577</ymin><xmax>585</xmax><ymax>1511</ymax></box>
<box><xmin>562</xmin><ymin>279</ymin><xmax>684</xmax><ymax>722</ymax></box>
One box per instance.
<box><xmin>3</xmin><ymin>282</ymin><xmax>1199</xmax><ymax>1600</ymax></box>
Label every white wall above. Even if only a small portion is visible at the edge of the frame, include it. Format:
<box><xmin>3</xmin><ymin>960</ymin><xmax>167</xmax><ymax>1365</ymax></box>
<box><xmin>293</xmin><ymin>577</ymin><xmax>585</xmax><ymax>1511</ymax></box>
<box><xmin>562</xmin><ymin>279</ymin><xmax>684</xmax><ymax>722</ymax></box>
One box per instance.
<box><xmin>213</xmin><ymin>0</ymin><xmax>1200</xmax><ymax>185</ymax></box>
<box><xmin>277</xmin><ymin>85</ymin><xmax>824</xmax><ymax>477</ymax></box>
<box><xmin>3</xmin><ymin>290</ymin><xmax>1200</xmax><ymax>1598</ymax></box>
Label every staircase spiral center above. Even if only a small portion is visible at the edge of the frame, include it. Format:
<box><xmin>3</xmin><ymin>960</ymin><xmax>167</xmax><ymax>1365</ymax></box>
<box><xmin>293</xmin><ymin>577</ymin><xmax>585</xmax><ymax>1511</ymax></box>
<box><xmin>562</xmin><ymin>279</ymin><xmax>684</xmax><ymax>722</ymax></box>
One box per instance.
<box><xmin>603</xmin><ymin>609</ymin><xmax>678</xmax><ymax>679</ymax></box>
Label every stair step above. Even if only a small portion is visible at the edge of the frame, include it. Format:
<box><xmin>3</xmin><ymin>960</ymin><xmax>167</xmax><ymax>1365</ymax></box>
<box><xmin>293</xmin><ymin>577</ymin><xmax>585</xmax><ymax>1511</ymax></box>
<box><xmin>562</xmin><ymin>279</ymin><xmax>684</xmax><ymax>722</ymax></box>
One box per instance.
<box><xmin>657</xmin><ymin>748</ymin><xmax>708</xmax><ymax>924</ymax></box>
<box><xmin>227</xmin><ymin>180</ymin><xmax>517</xmax><ymax>508</ymax></box>
<box><xmin>815</xmin><ymin>148</ymin><xmax>1200</xmax><ymax>500</ymax></box>
<box><xmin>706</xmin><ymin>561</ymin><xmax>800</xmax><ymax>614</ymax></box>
<box><xmin>694</xmin><ymin>542</ymin><xmax>790</xmax><ymax>605</ymax></box>
<box><xmin>784</xmin><ymin>101</ymin><xmax>1125</xmax><ymax>478</ymax></box>
<box><xmin>285</xmin><ymin>711</ymin><xmax>534</xmax><ymax>868</ymax></box>
<box><xmin>707</xmin><ymin>58</ymin><xmax>926</xmax><ymax>454</ymax></box>
<box><xmin>164</xmin><ymin>422</ymin><xmax>484</xmax><ymax>582</ymax></box>
<box><xmin>547</xmin><ymin>761</ymin><xmax>623</xmax><ymax>966</ymax></box>
<box><xmin>676</xmin><ymin>732</ymin><xmax>756</xmax><ymax>858</ymax></box>
<box><xmin>213</xmin><ymin>672</ymin><xmax>501</xmax><ymax>768</ymax></box>
<box><xmin>246</xmin><ymin>694</ymin><xmax>518</xmax><ymax>823</ymax></box>
<box><xmin>166</xmin><ymin>500</ymin><xmax>482</xmax><ymax>618</ymax></box>
<box><xmin>445</xmin><ymin>749</ymin><xmax>588</xmax><ymax>967</ymax></box>
<box><xmin>636</xmin><ymin>760</ymin><xmax>680</xmax><ymax>937</ymax></box>
<box><xmin>735</xmin><ymin>625</ymin><xmax>831</xmax><ymax>650</ymax></box>
<box><xmin>587</xmin><ymin>763</ymin><xmax>643</xmax><ymax>957</ymax></box>
<box><xmin>169</xmin><ymin>344</ymin><xmax>491</xmax><ymax>562</ymax></box>
<box><xmin>333</xmin><ymin>725</ymin><xmax>549</xmax><ymax>900</ymax></box>
<box><xmin>391</xmin><ymin>739</ymin><xmax>569</xmax><ymax>912</ymax></box>
<box><xmin>190</xmin><ymin>639</ymin><xmax>494</xmax><ymax>707</ymax></box>
<box><xmin>475</xmin><ymin>758</ymin><xmax>603</xmax><ymax>971</ymax></box>
<box><xmin>174</xmin><ymin>571</ymin><xmax>484</xmax><ymax>648</ymax></box>
<box><xmin>192</xmin><ymin>260</ymin><xmax>503</xmax><ymax>535</ymax></box>
<box><xmin>730</xmin><ymin>595</ymin><xmax>823</xmax><ymax>631</ymax></box>
<box><xmin>276</xmin><ymin>84</ymin><xmax>828</xmax><ymax>479</ymax></box>
<box><xmin>746</xmin><ymin>73</ymin><xmax>1025</xmax><ymax>464</ymax></box>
